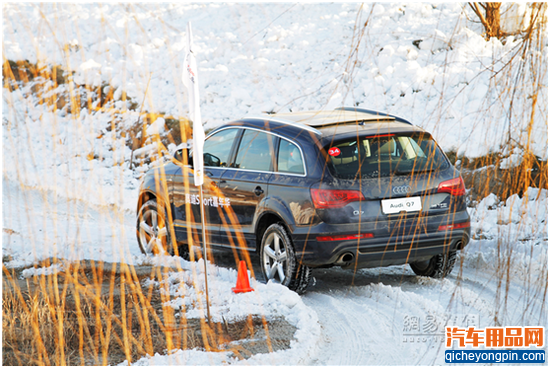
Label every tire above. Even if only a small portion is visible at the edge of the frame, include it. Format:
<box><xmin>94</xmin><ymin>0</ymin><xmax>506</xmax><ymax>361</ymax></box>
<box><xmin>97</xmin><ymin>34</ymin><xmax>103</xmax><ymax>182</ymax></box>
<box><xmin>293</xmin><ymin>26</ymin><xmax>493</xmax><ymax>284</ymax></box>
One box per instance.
<box><xmin>260</xmin><ymin>223</ymin><xmax>311</xmax><ymax>294</ymax></box>
<box><xmin>136</xmin><ymin>199</ymin><xmax>175</xmax><ymax>256</ymax></box>
<box><xmin>410</xmin><ymin>251</ymin><xmax>457</xmax><ymax>278</ymax></box>
<box><xmin>175</xmin><ymin>243</ymin><xmax>191</xmax><ymax>261</ymax></box>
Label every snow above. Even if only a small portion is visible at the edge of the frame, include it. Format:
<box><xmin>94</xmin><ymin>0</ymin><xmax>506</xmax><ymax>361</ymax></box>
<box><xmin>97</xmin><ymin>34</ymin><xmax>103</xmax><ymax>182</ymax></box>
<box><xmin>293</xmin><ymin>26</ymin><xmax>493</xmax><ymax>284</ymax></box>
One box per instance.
<box><xmin>499</xmin><ymin>147</ymin><xmax>524</xmax><ymax>169</ymax></box>
<box><xmin>2</xmin><ymin>3</ymin><xmax>547</xmax><ymax>366</ymax></box>
<box><xmin>4</xmin><ymin>3</ymin><xmax>547</xmax><ymax>161</ymax></box>
<box><xmin>130</xmin><ymin>257</ymin><xmax>321</xmax><ymax>366</ymax></box>
<box><xmin>21</xmin><ymin>263</ymin><xmax>64</xmax><ymax>278</ymax></box>
<box><xmin>146</xmin><ymin>117</ymin><xmax>166</xmax><ymax>136</ymax></box>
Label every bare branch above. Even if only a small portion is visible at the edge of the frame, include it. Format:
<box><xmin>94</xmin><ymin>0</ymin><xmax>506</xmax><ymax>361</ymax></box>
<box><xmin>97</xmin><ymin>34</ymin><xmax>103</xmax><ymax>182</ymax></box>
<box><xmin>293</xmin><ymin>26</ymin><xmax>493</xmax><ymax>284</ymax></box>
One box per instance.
<box><xmin>469</xmin><ymin>2</ymin><xmax>490</xmax><ymax>31</ymax></box>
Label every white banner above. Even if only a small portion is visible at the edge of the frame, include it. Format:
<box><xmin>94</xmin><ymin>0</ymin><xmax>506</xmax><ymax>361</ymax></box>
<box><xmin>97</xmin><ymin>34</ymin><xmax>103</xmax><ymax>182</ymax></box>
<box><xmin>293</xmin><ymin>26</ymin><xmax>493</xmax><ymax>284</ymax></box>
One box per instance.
<box><xmin>182</xmin><ymin>22</ymin><xmax>205</xmax><ymax>186</ymax></box>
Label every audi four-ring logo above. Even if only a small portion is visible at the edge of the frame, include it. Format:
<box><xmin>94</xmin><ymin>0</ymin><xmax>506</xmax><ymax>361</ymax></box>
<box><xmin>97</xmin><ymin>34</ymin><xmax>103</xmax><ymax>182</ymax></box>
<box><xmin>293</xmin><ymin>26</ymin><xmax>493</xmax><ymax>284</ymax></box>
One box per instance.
<box><xmin>393</xmin><ymin>185</ymin><xmax>412</xmax><ymax>194</ymax></box>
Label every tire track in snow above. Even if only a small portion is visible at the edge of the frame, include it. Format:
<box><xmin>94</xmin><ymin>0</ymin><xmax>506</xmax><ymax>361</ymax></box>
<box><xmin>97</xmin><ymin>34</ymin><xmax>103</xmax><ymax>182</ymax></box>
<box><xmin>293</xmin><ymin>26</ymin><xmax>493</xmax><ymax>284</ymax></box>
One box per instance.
<box><xmin>304</xmin><ymin>292</ymin><xmax>372</xmax><ymax>365</ymax></box>
<box><xmin>449</xmin><ymin>265</ymin><xmax>548</xmax><ymax>326</ymax></box>
<box><xmin>303</xmin><ymin>271</ymin><xmax>453</xmax><ymax>365</ymax></box>
<box><xmin>300</xmin><ymin>263</ymin><xmax>542</xmax><ymax>365</ymax></box>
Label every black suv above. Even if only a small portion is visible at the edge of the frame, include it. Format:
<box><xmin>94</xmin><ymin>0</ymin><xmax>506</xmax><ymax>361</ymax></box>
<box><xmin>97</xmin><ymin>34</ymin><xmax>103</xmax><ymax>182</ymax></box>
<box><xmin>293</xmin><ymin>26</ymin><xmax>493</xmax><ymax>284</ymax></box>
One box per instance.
<box><xmin>136</xmin><ymin>107</ymin><xmax>470</xmax><ymax>293</ymax></box>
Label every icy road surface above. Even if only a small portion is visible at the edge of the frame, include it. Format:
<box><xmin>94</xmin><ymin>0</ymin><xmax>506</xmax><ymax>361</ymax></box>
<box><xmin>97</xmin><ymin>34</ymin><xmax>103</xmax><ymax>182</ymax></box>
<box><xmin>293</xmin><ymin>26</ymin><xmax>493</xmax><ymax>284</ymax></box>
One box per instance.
<box><xmin>303</xmin><ymin>267</ymin><xmax>545</xmax><ymax>365</ymax></box>
<box><xmin>4</xmin><ymin>179</ymin><xmax>547</xmax><ymax>365</ymax></box>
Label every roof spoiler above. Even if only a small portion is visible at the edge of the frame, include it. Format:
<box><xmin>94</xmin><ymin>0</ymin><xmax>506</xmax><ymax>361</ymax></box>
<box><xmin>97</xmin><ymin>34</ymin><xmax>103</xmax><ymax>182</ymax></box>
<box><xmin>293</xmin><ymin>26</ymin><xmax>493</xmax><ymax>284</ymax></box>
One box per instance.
<box><xmin>245</xmin><ymin>116</ymin><xmax>322</xmax><ymax>135</ymax></box>
<box><xmin>335</xmin><ymin>107</ymin><xmax>413</xmax><ymax>125</ymax></box>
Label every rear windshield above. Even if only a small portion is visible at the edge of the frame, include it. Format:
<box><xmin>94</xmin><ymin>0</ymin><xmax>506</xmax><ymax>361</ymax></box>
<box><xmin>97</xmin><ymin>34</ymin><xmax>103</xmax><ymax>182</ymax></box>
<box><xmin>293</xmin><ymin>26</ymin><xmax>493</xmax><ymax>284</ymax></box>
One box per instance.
<box><xmin>326</xmin><ymin>133</ymin><xmax>449</xmax><ymax>179</ymax></box>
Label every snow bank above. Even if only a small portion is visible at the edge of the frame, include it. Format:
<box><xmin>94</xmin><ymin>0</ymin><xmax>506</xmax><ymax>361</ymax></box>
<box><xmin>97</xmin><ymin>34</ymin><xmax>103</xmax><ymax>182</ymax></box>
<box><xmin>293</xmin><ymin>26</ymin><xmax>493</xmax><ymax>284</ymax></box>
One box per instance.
<box><xmin>464</xmin><ymin>187</ymin><xmax>548</xmax><ymax>278</ymax></box>
<box><xmin>126</xmin><ymin>256</ymin><xmax>320</xmax><ymax>365</ymax></box>
<box><xmin>3</xmin><ymin>3</ymin><xmax>547</xmax><ymax>162</ymax></box>
<box><xmin>469</xmin><ymin>188</ymin><xmax>547</xmax><ymax>239</ymax></box>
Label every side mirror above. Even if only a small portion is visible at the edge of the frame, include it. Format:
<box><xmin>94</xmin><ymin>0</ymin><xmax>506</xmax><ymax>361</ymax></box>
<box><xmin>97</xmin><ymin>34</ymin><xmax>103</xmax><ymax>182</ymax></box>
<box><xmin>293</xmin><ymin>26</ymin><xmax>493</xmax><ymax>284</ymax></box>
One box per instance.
<box><xmin>173</xmin><ymin>142</ymin><xmax>190</xmax><ymax>165</ymax></box>
<box><xmin>204</xmin><ymin>153</ymin><xmax>221</xmax><ymax>167</ymax></box>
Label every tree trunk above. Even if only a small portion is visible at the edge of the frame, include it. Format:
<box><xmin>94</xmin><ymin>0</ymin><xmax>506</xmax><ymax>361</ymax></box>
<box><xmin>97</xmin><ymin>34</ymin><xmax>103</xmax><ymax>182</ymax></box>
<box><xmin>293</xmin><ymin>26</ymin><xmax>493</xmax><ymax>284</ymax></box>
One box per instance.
<box><xmin>485</xmin><ymin>3</ymin><xmax>502</xmax><ymax>38</ymax></box>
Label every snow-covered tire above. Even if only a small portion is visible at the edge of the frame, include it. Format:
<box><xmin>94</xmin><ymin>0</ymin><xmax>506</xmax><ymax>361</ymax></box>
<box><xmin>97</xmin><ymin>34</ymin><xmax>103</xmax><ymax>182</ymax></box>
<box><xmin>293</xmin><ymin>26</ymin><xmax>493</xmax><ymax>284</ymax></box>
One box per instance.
<box><xmin>410</xmin><ymin>251</ymin><xmax>457</xmax><ymax>278</ymax></box>
<box><xmin>136</xmin><ymin>199</ymin><xmax>175</xmax><ymax>256</ymax></box>
<box><xmin>260</xmin><ymin>223</ymin><xmax>311</xmax><ymax>294</ymax></box>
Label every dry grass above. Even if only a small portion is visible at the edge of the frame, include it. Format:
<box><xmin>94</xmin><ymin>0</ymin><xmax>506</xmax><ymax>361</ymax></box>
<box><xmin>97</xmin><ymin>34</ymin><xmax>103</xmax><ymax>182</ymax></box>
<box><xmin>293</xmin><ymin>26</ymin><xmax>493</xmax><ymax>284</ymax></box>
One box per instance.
<box><xmin>2</xmin><ymin>260</ymin><xmax>288</xmax><ymax>366</ymax></box>
<box><xmin>457</xmin><ymin>151</ymin><xmax>547</xmax><ymax>203</ymax></box>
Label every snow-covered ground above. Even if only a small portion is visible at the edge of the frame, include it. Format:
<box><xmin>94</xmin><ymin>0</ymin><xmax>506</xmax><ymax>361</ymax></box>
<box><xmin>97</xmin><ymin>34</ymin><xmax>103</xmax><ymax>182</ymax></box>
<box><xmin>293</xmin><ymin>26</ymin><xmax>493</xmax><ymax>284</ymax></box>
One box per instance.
<box><xmin>3</xmin><ymin>178</ymin><xmax>547</xmax><ymax>365</ymax></box>
<box><xmin>2</xmin><ymin>3</ymin><xmax>547</xmax><ymax>365</ymax></box>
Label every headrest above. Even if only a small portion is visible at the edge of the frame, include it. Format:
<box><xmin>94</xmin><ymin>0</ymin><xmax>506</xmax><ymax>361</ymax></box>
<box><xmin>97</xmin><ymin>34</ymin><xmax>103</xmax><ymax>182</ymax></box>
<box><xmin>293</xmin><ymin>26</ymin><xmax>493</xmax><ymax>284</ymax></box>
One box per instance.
<box><xmin>338</xmin><ymin>145</ymin><xmax>357</xmax><ymax>158</ymax></box>
<box><xmin>374</xmin><ymin>139</ymin><xmax>395</xmax><ymax>155</ymax></box>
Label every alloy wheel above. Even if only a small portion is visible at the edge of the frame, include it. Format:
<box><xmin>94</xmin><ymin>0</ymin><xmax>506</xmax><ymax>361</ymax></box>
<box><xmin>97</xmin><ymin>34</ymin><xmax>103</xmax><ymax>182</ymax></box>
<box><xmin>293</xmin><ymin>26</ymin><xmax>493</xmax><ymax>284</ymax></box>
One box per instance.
<box><xmin>262</xmin><ymin>232</ymin><xmax>288</xmax><ymax>283</ymax></box>
<box><xmin>138</xmin><ymin>208</ymin><xmax>168</xmax><ymax>255</ymax></box>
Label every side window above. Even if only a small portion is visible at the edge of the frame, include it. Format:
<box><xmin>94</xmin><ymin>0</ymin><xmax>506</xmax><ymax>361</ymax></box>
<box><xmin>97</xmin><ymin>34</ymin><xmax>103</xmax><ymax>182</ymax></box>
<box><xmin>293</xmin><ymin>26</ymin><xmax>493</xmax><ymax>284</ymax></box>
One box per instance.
<box><xmin>202</xmin><ymin>128</ymin><xmax>238</xmax><ymax>167</ymax></box>
<box><xmin>277</xmin><ymin>139</ymin><xmax>305</xmax><ymax>175</ymax></box>
<box><xmin>234</xmin><ymin>130</ymin><xmax>274</xmax><ymax>172</ymax></box>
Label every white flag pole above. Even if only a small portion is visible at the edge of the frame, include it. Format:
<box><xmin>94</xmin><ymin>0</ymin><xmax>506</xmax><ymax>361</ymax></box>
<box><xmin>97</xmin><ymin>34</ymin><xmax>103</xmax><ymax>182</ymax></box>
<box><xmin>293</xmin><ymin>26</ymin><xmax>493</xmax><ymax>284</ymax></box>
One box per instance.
<box><xmin>182</xmin><ymin>22</ymin><xmax>211</xmax><ymax>323</ymax></box>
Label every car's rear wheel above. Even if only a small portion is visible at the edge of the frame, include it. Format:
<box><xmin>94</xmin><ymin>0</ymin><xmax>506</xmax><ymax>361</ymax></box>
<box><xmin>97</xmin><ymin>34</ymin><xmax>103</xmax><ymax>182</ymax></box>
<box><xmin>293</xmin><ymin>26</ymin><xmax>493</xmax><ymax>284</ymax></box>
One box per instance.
<box><xmin>260</xmin><ymin>223</ymin><xmax>311</xmax><ymax>294</ymax></box>
<box><xmin>136</xmin><ymin>199</ymin><xmax>174</xmax><ymax>255</ymax></box>
<box><xmin>410</xmin><ymin>251</ymin><xmax>457</xmax><ymax>278</ymax></box>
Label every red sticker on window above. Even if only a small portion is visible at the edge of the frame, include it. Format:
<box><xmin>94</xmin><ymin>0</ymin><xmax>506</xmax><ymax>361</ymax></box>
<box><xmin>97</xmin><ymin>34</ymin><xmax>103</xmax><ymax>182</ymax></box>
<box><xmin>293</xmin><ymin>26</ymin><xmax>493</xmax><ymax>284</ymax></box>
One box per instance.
<box><xmin>328</xmin><ymin>147</ymin><xmax>341</xmax><ymax>156</ymax></box>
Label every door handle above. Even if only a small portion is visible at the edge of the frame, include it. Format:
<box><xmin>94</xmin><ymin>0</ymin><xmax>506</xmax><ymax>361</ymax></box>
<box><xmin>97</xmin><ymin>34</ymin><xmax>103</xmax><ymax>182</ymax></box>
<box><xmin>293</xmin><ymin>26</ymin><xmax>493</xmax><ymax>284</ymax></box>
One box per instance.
<box><xmin>254</xmin><ymin>186</ymin><xmax>264</xmax><ymax>196</ymax></box>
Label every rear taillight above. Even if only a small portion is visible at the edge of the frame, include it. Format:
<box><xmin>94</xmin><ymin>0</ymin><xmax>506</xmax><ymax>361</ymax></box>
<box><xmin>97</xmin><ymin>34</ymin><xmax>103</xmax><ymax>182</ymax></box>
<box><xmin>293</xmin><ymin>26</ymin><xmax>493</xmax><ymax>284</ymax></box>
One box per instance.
<box><xmin>437</xmin><ymin>177</ymin><xmax>466</xmax><ymax>196</ymax></box>
<box><xmin>310</xmin><ymin>189</ymin><xmax>365</xmax><ymax>209</ymax></box>
<box><xmin>316</xmin><ymin>233</ymin><xmax>374</xmax><ymax>242</ymax></box>
<box><xmin>438</xmin><ymin>221</ymin><xmax>470</xmax><ymax>231</ymax></box>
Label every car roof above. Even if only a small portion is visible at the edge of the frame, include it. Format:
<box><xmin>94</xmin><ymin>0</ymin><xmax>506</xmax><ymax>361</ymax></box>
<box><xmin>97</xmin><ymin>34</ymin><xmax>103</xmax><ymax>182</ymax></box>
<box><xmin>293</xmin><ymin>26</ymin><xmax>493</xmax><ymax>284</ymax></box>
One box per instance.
<box><xmin>270</xmin><ymin>109</ymin><xmax>395</xmax><ymax>127</ymax></box>
<box><xmin>242</xmin><ymin>107</ymin><xmax>419</xmax><ymax>137</ymax></box>
<box><xmin>217</xmin><ymin>107</ymin><xmax>425</xmax><ymax>148</ymax></box>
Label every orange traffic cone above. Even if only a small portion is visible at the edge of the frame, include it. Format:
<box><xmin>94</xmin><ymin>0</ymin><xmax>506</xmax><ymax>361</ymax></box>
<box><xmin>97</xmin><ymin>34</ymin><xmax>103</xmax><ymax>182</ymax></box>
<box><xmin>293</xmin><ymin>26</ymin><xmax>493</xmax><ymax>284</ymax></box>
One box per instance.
<box><xmin>232</xmin><ymin>260</ymin><xmax>254</xmax><ymax>293</ymax></box>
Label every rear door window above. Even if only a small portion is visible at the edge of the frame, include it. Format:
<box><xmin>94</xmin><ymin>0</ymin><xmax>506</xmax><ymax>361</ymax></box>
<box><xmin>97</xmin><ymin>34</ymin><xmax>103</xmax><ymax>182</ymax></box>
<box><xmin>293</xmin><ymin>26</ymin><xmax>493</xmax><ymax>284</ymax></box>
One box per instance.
<box><xmin>234</xmin><ymin>129</ymin><xmax>275</xmax><ymax>172</ymax></box>
<box><xmin>327</xmin><ymin>133</ymin><xmax>449</xmax><ymax>179</ymax></box>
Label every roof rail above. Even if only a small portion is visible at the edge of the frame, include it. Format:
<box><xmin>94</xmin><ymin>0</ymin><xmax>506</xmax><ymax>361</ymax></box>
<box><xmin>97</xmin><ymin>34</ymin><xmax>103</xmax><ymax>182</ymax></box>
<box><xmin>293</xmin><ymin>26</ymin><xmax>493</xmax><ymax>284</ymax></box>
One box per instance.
<box><xmin>335</xmin><ymin>107</ymin><xmax>413</xmax><ymax>125</ymax></box>
<box><xmin>245</xmin><ymin>116</ymin><xmax>322</xmax><ymax>135</ymax></box>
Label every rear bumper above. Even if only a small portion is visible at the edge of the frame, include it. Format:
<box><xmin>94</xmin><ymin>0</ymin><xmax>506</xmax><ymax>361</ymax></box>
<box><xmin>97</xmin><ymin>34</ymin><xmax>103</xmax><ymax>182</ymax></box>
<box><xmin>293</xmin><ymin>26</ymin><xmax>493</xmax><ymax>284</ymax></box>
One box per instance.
<box><xmin>292</xmin><ymin>212</ymin><xmax>470</xmax><ymax>269</ymax></box>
